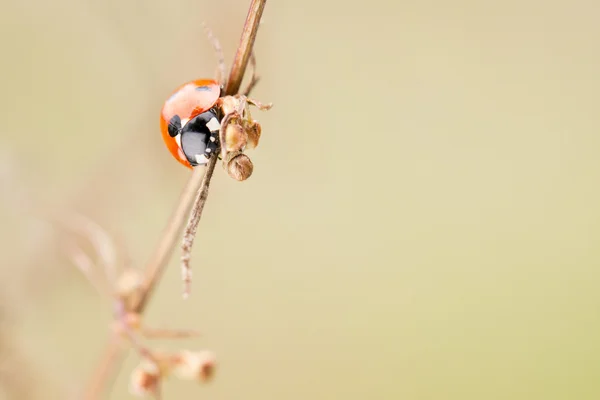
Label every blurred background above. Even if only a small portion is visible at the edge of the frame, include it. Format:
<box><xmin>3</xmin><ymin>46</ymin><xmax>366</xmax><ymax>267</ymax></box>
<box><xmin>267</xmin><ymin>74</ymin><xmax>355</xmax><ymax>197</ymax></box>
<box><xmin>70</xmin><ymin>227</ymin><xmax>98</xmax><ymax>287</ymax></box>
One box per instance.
<box><xmin>1</xmin><ymin>0</ymin><xmax>599</xmax><ymax>398</ymax></box>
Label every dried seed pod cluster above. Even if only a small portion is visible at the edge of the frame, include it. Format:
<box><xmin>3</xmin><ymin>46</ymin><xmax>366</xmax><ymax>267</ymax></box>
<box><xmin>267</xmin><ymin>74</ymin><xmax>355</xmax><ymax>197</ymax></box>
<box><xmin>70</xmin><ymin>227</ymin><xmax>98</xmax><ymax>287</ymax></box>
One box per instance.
<box><xmin>217</xmin><ymin>94</ymin><xmax>272</xmax><ymax>181</ymax></box>
<box><xmin>177</xmin><ymin>93</ymin><xmax>272</xmax><ymax>297</ymax></box>
<box><xmin>130</xmin><ymin>350</ymin><xmax>216</xmax><ymax>397</ymax></box>
<box><xmin>59</xmin><ymin>211</ymin><xmax>211</xmax><ymax>397</ymax></box>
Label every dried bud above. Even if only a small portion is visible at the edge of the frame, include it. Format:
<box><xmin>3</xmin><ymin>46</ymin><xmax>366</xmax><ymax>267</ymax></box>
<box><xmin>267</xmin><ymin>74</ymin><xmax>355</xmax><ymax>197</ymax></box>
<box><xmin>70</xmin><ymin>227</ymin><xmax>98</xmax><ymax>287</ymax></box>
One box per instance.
<box><xmin>218</xmin><ymin>95</ymin><xmax>242</xmax><ymax>116</ymax></box>
<box><xmin>245</xmin><ymin>120</ymin><xmax>262</xmax><ymax>150</ymax></box>
<box><xmin>172</xmin><ymin>350</ymin><xmax>216</xmax><ymax>382</ymax></box>
<box><xmin>225</xmin><ymin>152</ymin><xmax>253</xmax><ymax>181</ymax></box>
<box><xmin>115</xmin><ymin>268</ymin><xmax>143</xmax><ymax>311</ymax></box>
<box><xmin>130</xmin><ymin>359</ymin><xmax>161</xmax><ymax>397</ymax></box>
<box><xmin>224</xmin><ymin>122</ymin><xmax>247</xmax><ymax>153</ymax></box>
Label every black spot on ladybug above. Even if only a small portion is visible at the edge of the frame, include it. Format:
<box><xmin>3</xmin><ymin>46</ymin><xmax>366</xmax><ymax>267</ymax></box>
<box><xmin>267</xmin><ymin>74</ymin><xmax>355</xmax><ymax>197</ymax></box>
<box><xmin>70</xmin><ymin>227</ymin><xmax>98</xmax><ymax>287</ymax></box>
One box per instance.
<box><xmin>168</xmin><ymin>115</ymin><xmax>182</xmax><ymax>137</ymax></box>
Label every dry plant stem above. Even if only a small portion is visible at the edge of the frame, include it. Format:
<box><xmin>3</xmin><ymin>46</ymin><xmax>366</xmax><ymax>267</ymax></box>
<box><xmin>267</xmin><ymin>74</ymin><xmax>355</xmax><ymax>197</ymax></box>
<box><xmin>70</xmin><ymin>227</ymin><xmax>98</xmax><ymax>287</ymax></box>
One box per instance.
<box><xmin>59</xmin><ymin>211</ymin><xmax>120</xmax><ymax>294</ymax></box>
<box><xmin>225</xmin><ymin>0</ymin><xmax>267</xmax><ymax>95</ymax></box>
<box><xmin>63</xmin><ymin>240</ymin><xmax>111</xmax><ymax>298</ymax></box>
<box><xmin>82</xmin><ymin>168</ymin><xmax>204</xmax><ymax>400</ymax></box>
<box><xmin>179</xmin><ymin>0</ymin><xmax>267</xmax><ymax>296</ymax></box>
<box><xmin>84</xmin><ymin>336</ymin><xmax>125</xmax><ymax>400</ymax></box>
<box><xmin>180</xmin><ymin>155</ymin><xmax>218</xmax><ymax>297</ymax></box>
<box><xmin>142</xmin><ymin>327</ymin><xmax>201</xmax><ymax>339</ymax></box>
<box><xmin>137</xmin><ymin>166</ymin><xmax>205</xmax><ymax>311</ymax></box>
<box><xmin>83</xmin><ymin>0</ymin><xmax>268</xmax><ymax>397</ymax></box>
<box><xmin>114</xmin><ymin>301</ymin><xmax>158</xmax><ymax>363</ymax></box>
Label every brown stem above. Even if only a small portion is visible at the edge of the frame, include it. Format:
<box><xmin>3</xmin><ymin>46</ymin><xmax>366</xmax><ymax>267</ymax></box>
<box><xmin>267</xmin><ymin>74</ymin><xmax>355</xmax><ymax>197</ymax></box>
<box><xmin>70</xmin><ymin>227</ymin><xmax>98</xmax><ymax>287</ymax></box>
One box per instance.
<box><xmin>82</xmin><ymin>336</ymin><xmax>125</xmax><ymax>400</ymax></box>
<box><xmin>82</xmin><ymin>0</ymin><xmax>268</xmax><ymax>397</ymax></box>
<box><xmin>180</xmin><ymin>156</ymin><xmax>218</xmax><ymax>298</ymax></box>
<box><xmin>178</xmin><ymin>0</ymin><xmax>267</xmax><ymax>297</ymax></box>
<box><xmin>225</xmin><ymin>0</ymin><xmax>267</xmax><ymax>95</ymax></box>
<box><xmin>138</xmin><ymin>165</ymin><xmax>205</xmax><ymax>311</ymax></box>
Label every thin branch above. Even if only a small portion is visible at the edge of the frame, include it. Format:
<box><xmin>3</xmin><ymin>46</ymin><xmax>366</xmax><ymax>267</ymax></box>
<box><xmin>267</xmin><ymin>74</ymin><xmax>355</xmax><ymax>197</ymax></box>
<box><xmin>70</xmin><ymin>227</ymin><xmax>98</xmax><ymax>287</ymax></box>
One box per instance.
<box><xmin>179</xmin><ymin>0</ymin><xmax>267</xmax><ymax>294</ymax></box>
<box><xmin>83</xmin><ymin>336</ymin><xmax>125</xmax><ymax>400</ymax></box>
<box><xmin>180</xmin><ymin>156</ymin><xmax>218</xmax><ymax>298</ymax></box>
<box><xmin>137</xmin><ymin>165</ymin><xmax>206</xmax><ymax>311</ymax></box>
<box><xmin>225</xmin><ymin>0</ymin><xmax>267</xmax><ymax>95</ymax></box>
<box><xmin>82</xmin><ymin>0</ymin><xmax>268</xmax><ymax>397</ymax></box>
<box><xmin>141</xmin><ymin>327</ymin><xmax>202</xmax><ymax>339</ymax></box>
<box><xmin>60</xmin><ymin>212</ymin><xmax>120</xmax><ymax>291</ymax></box>
<box><xmin>63</xmin><ymin>240</ymin><xmax>112</xmax><ymax>298</ymax></box>
<box><xmin>148</xmin><ymin>0</ymin><xmax>267</xmax><ymax>304</ymax></box>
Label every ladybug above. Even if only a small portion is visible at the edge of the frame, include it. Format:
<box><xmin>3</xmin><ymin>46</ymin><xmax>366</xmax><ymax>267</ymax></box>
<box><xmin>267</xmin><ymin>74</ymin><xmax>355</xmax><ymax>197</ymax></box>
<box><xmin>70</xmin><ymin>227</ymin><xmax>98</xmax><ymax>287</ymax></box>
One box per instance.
<box><xmin>160</xmin><ymin>79</ymin><xmax>223</xmax><ymax>168</ymax></box>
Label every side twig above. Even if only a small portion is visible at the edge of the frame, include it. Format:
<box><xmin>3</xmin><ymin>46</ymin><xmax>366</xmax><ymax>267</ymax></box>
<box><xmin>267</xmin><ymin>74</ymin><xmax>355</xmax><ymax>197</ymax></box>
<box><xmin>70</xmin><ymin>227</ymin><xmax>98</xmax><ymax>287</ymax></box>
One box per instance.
<box><xmin>180</xmin><ymin>155</ymin><xmax>218</xmax><ymax>298</ymax></box>
<box><xmin>138</xmin><ymin>165</ymin><xmax>205</xmax><ymax>311</ymax></box>
<box><xmin>82</xmin><ymin>0</ymin><xmax>268</xmax><ymax>398</ymax></box>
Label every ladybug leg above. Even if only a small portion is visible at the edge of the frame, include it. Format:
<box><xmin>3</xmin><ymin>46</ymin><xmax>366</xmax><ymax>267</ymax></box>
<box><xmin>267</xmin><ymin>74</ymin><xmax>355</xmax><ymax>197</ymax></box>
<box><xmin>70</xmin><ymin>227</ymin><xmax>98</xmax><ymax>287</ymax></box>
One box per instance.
<box><xmin>242</xmin><ymin>53</ymin><xmax>260</xmax><ymax>96</ymax></box>
<box><xmin>217</xmin><ymin>95</ymin><xmax>260</xmax><ymax>162</ymax></box>
<box><xmin>246</xmin><ymin>97</ymin><xmax>273</xmax><ymax>111</ymax></box>
<box><xmin>202</xmin><ymin>22</ymin><xmax>227</xmax><ymax>87</ymax></box>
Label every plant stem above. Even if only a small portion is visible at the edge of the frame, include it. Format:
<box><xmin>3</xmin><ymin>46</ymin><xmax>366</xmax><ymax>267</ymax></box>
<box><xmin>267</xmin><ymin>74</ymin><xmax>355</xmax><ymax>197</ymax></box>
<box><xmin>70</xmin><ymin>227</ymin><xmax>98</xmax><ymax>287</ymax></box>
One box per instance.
<box><xmin>82</xmin><ymin>336</ymin><xmax>124</xmax><ymax>400</ymax></box>
<box><xmin>178</xmin><ymin>0</ymin><xmax>268</xmax><ymax>298</ymax></box>
<box><xmin>180</xmin><ymin>156</ymin><xmax>218</xmax><ymax>298</ymax></box>
<box><xmin>136</xmin><ymin>165</ymin><xmax>205</xmax><ymax>310</ymax></box>
<box><xmin>82</xmin><ymin>0</ymin><xmax>268</xmax><ymax>397</ymax></box>
<box><xmin>225</xmin><ymin>0</ymin><xmax>267</xmax><ymax>95</ymax></box>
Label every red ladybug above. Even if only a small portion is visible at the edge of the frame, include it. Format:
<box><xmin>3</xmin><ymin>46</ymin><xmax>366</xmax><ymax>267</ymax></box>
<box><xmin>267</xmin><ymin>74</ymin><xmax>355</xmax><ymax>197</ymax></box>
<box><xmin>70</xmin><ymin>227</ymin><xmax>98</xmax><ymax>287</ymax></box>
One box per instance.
<box><xmin>160</xmin><ymin>79</ymin><xmax>222</xmax><ymax>168</ymax></box>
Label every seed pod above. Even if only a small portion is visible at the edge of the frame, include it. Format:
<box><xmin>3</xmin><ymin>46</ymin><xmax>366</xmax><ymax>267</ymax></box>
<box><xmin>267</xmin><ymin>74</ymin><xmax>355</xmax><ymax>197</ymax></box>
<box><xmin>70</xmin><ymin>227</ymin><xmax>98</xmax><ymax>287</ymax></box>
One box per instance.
<box><xmin>172</xmin><ymin>350</ymin><xmax>216</xmax><ymax>382</ymax></box>
<box><xmin>129</xmin><ymin>359</ymin><xmax>161</xmax><ymax>397</ymax></box>
<box><xmin>224</xmin><ymin>151</ymin><xmax>253</xmax><ymax>181</ymax></box>
<box><xmin>245</xmin><ymin>120</ymin><xmax>262</xmax><ymax>149</ymax></box>
<box><xmin>115</xmin><ymin>268</ymin><xmax>144</xmax><ymax>312</ymax></box>
<box><xmin>224</xmin><ymin>121</ymin><xmax>247</xmax><ymax>153</ymax></box>
<box><xmin>218</xmin><ymin>95</ymin><xmax>242</xmax><ymax>116</ymax></box>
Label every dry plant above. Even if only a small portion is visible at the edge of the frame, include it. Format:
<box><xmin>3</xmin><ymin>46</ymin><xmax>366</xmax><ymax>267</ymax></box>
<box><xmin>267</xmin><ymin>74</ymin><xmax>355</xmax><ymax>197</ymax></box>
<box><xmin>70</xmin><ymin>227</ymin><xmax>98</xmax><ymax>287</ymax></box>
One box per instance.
<box><xmin>58</xmin><ymin>0</ymin><xmax>273</xmax><ymax>398</ymax></box>
<box><xmin>60</xmin><ymin>211</ymin><xmax>213</xmax><ymax>399</ymax></box>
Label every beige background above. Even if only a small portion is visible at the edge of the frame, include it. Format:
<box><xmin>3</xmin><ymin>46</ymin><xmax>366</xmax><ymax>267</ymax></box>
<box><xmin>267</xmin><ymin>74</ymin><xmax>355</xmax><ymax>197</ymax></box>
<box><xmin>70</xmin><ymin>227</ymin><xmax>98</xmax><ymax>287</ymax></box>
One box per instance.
<box><xmin>1</xmin><ymin>0</ymin><xmax>599</xmax><ymax>399</ymax></box>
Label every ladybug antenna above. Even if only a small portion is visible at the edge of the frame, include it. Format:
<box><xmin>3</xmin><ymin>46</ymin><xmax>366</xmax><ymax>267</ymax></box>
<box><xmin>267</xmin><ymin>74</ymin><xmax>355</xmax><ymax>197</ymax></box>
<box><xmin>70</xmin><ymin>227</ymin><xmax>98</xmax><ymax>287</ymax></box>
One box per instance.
<box><xmin>201</xmin><ymin>22</ymin><xmax>227</xmax><ymax>87</ymax></box>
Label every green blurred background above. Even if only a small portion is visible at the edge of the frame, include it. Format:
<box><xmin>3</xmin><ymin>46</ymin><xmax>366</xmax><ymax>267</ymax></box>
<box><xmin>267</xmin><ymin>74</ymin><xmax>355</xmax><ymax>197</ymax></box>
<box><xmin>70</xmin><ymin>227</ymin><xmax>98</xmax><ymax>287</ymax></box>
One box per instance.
<box><xmin>1</xmin><ymin>0</ymin><xmax>600</xmax><ymax>398</ymax></box>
